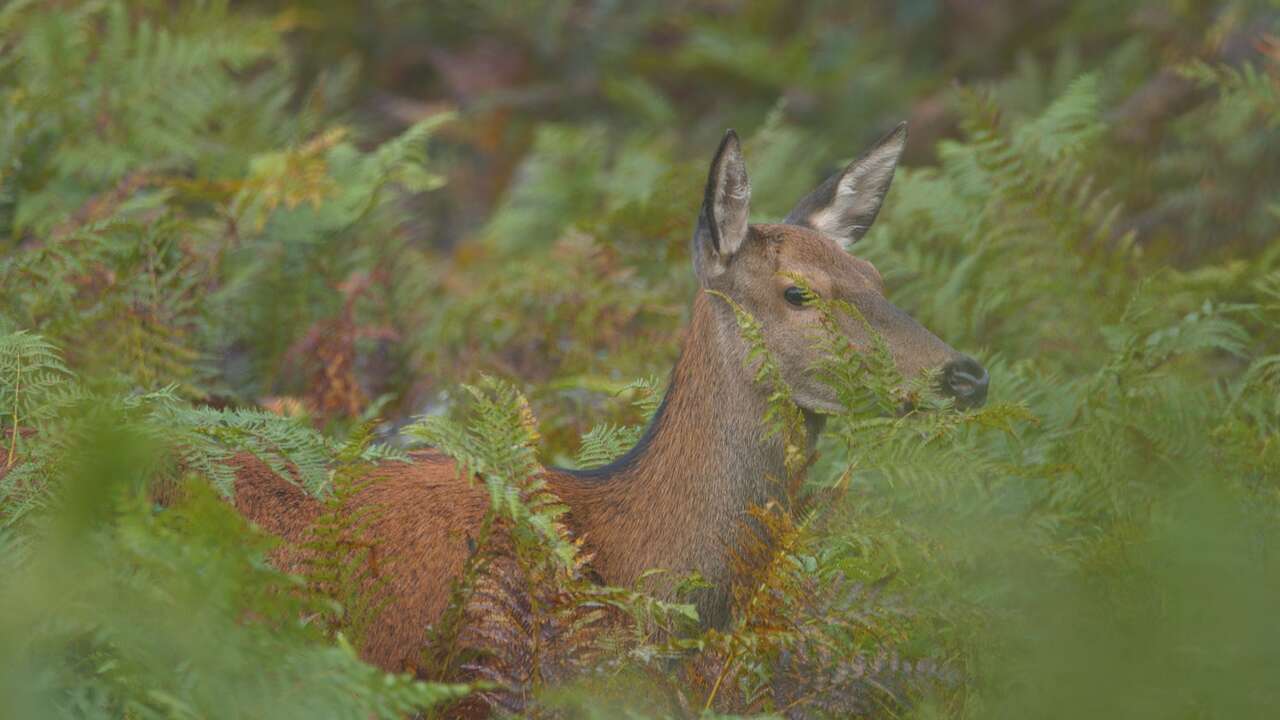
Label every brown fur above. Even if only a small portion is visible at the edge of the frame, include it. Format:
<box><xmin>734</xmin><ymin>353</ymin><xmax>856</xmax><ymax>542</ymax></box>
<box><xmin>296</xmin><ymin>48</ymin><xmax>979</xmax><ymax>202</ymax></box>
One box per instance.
<box><xmin>231</xmin><ymin>450</ymin><xmax>489</xmax><ymax>672</ymax></box>
<box><xmin>230</xmin><ymin>128</ymin><xmax>981</xmax><ymax>676</ymax></box>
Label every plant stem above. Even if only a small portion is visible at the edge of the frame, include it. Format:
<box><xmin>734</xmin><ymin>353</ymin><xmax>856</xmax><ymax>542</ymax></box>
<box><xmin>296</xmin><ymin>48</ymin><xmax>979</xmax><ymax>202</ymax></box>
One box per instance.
<box><xmin>6</xmin><ymin>351</ymin><xmax>19</xmax><ymax>468</ymax></box>
<box><xmin>703</xmin><ymin>646</ymin><xmax>737</xmax><ymax>712</ymax></box>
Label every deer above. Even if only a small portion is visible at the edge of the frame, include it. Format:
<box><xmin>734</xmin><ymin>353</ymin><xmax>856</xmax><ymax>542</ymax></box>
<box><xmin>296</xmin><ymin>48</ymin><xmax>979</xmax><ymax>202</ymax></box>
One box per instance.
<box><xmin>230</xmin><ymin>122</ymin><xmax>990</xmax><ymax>676</ymax></box>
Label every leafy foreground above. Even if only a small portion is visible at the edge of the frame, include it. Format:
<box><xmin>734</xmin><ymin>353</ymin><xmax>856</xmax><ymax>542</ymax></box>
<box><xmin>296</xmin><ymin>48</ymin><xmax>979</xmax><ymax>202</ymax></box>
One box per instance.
<box><xmin>3</xmin><ymin>2</ymin><xmax>1280</xmax><ymax>718</ymax></box>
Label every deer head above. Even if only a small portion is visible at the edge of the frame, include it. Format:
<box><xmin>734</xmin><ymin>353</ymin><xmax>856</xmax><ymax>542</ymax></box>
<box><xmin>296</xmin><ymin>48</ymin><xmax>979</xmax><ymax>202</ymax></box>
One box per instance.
<box><xmin>692</xmin><ymin>124</ymin><xmax>988</xmax><ymax>414</ymax></box>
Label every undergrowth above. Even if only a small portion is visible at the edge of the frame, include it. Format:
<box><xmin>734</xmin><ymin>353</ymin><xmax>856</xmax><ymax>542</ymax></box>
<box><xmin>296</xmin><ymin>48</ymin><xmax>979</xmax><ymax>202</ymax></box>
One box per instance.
<box><xmin>3</xmin><ymin>1</ymin><xmax>1280</xmax><ymax>718</ymax></box>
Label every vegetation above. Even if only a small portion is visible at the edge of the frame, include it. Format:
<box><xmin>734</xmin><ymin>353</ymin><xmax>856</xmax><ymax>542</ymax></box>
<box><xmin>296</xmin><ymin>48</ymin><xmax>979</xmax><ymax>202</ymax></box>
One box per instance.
<box><xmin>2</xmin><ymin>0</ymin><xmax>1279</xmax><ymax>717</ymax></box>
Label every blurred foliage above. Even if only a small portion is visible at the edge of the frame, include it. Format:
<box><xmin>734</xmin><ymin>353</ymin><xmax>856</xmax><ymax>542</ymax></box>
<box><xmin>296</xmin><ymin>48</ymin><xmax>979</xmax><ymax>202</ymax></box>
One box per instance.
<box><xmin>3</xmin><ymin>0</ymin><xmax>1280</xmax><ymax>717</ymax></box>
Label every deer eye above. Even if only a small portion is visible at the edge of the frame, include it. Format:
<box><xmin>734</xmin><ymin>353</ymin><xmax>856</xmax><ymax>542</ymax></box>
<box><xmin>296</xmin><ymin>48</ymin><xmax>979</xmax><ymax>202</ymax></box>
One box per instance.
<box><xmin>783</xmin><ymin>286</ymin><xmax>810</xmax><ymax>307</ymax></box>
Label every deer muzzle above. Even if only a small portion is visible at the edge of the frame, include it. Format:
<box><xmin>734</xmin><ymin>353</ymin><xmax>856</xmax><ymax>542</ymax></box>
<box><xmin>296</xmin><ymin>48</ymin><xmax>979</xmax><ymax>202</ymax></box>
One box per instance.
<box><xmin>941</xmin><ymin>356</ymin><xmax>989</xmax><ymax>409</ymax></box>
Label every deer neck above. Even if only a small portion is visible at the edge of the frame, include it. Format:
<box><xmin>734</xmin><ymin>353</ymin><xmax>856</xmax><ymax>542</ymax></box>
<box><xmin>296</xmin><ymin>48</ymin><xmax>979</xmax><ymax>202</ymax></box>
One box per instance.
<box><xmin>552</xmin><ymin>290</ymin><xmax>820</xmax><ymax>626</ymax></box>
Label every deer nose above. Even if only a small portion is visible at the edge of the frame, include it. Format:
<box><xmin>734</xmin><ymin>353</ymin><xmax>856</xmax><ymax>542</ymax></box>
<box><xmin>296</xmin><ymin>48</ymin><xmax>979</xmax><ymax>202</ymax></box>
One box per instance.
<box><xmin>941</xmin><ymin>356</ymin><xmax>988</xmax><ymax>408</ymax></box>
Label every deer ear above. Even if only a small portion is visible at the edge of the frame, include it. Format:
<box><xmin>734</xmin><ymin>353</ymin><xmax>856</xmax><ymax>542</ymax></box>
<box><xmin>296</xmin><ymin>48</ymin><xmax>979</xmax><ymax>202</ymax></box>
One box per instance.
<box><xmin>784</xmin><ymin>122</ymin><xmax>907</xmax><ymax>250</ymax></box>
<box><xmin>693</xmin><ymin>129</ymin><xmax>751</xmax><ymax>283</ymax></box>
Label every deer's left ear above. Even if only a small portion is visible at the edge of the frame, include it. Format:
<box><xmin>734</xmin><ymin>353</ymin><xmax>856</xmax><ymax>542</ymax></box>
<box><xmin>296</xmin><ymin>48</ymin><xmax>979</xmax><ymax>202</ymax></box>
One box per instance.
<box><xmin>784</xmin><ymin>122</ymin><xmax>907</xmax><ymax>249</ymax></box>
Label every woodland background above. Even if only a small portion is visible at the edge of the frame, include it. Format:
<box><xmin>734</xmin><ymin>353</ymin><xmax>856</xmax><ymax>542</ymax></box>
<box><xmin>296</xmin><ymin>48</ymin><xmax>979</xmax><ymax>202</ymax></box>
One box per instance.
<box><xmin>2</xmin><ymin>0</ymin><xmax>1279</xmax><ymax>718</ymax></box>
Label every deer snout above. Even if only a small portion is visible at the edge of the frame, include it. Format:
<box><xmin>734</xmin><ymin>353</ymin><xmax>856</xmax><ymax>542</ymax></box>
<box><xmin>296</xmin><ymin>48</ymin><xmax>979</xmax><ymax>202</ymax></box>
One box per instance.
<box><xmin>941</xmin><ymin>356</ymin><xmax>988</xmax><ymax>409</ymax></box>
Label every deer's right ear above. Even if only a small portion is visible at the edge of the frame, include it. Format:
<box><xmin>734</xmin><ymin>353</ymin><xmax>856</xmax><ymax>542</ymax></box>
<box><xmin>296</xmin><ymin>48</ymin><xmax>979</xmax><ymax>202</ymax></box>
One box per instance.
<box><xmin>693</xmin><ymin>130</ymin><xmax>751</xmax><ymax>284</ymax></box>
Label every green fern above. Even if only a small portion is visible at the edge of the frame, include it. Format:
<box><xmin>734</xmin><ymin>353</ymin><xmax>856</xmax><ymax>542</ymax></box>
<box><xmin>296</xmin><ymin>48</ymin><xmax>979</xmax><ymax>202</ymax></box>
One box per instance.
<box><xmin>301</xmin><ymin>420</ymin><xmax>399</xmax><ymax>654</ymax></box>
<box><xmin>405</xmin><ymin>376</ymin><xmax>574</xmax><ymax>567</ymax></box>
<box><xmin>619</xmin><ymin>374</ymin><xmax>665</xmax><ymax>419</ymax></box>
<box><xmin>1</xmin><ymin>1</ymin><xmax>304</xmax><ymax>235</ymax></box>
<box><xmin>0</xmin><ymin>412</ymin><xmax>470</xmax><ymax>719</ymax></box>
<box><xmin>1178</xmin><ymin>59</ymin><xmax>1280</xmax><ymax>129</ymax></box>
<box><xmin>155</xmin><ymin>404</ymin><xmax>333</xmax><ymax>498</ymax></box>
<box><xmin>707</xmin><ymin>290</ymin><xmax>808</xmax><ymax>478</ymax></box>
<box><xmin>575</xmin><ymin>423</ymin><xmax>642</xmax><ymax>467</ymax></box>
<box><xmin>4</xmin><ymin>2</ymin><xmax>1280</xmax><ymax>716</ymax></box>
<box><xmin>0</xmin><ymin>330</ymin><xmax>72</xmax><ymax>467</ymax></box>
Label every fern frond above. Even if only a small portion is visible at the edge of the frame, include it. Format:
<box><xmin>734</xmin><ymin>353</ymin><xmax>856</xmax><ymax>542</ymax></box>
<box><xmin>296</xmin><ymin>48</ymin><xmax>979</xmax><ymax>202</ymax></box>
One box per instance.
<box><xmin>575</xmin><ymin>423</ymin><xmax>642</xmax><ymax>468</ymax></box>
<box><xmin>152</xmin><ymin>404</ymin><xmax>332</xmax><ymax>498</ymax></box>
<box><xmin>706</xmin><ymin>290</ymin><xmax>808</xmax><ymax>477</ymax></box>
<box><xmin>404</xmin><ymin>375</ymin><xmax>573</xmax><ymax>566</ymax></box>
<box><xmin>0</xmin><ymin>330</ymin><xmax>73</xmax><ymax>466</ymax></box>
<box><xmin>620</xmin><ymin>374</ymin><xmax>664</xmax><ymax>419</ymax></box>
